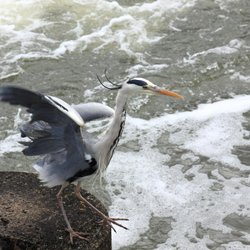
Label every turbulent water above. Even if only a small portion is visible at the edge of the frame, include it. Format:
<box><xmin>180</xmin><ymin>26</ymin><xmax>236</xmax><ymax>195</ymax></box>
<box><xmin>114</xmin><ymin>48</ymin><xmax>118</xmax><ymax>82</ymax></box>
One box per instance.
<box><xmin>1</xmin><ymin>0</ymin><xmax>250</xmax><ymax>249</ymax></box>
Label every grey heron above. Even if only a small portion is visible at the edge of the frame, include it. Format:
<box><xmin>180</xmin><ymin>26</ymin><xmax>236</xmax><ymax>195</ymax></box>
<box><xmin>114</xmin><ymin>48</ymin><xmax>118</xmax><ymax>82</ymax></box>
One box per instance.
<box><xmin>0</xmin><ymin>77</ymin><xmax>183</xmax><ymax>243</ymax></box>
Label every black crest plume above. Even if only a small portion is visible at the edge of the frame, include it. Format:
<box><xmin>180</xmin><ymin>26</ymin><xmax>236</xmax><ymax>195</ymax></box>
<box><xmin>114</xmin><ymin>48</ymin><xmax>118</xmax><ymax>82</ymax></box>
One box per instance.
<box><xmin>96</xmin><ymin>69</ymin><xmax>121</xmax><ymax>90</ymax></box>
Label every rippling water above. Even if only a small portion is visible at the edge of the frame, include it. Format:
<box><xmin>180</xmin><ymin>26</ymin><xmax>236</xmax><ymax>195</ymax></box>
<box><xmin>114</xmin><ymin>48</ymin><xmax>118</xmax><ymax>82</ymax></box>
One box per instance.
<box><xmin>1</xmin><ymin>0</ymin><xmax>250</xmax><ymax>249</ymax></box>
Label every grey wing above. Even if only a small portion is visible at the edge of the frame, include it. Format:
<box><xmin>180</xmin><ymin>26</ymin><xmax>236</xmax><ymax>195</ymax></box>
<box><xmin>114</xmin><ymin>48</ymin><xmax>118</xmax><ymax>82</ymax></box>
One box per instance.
<box><xmin>72</xmin><ymin>102</ymin><xmax>114</xmax><ymax>123</ymax></box>
<box><xmin>0</xmin><ymin>86</ymin><xmax>96</xmax><ymax>187</ymax></box>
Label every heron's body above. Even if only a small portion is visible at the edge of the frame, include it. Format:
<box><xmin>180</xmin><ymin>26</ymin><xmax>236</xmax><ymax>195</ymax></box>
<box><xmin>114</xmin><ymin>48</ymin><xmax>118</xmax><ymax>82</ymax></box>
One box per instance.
<box><xmin>22</xmin><ymin>88</ymin><xmax>129</xmax><ymax>187</ymax></box>
<box><xmin>0</xmin><ymin>78</ymin><xmax>182</xmax><ymax>243</ymax></box>
<box><xmin>2</xmin><ymin>88</ymin><xmax>112</xmax><ymax>187</ymax></box>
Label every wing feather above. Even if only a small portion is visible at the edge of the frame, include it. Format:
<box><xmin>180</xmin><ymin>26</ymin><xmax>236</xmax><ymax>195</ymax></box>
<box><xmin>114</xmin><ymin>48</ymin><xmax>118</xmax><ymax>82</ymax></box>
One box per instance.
<box><xmin>0</xmin><ymin>86</ymin><xmax>96</xmax><ymax>187</ymax></box>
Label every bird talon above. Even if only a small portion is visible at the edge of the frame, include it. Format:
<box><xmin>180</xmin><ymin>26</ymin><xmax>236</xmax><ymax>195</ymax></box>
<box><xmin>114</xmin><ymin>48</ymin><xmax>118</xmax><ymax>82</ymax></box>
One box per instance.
<box><xmin>65</xmin><ymin>228</ymin><xmax>89</xmax><ymax>244</ymax></box>
<box><xmin>98</xmin><ymin>216</ymin><xmax>128</xmax><ymax>231</ymax></box>
<box><xmin>109</xmin><ymin>217</ymin><xmax>129</xmax><ymax>221</ymax></box>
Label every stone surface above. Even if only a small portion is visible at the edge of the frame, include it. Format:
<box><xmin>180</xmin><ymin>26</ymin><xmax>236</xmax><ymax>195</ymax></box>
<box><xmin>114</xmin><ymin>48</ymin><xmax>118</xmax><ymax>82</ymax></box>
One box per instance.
<box><xmin>0</xmin><ymin>171</ymin><xmax>111</xmax><ymax>250</ymax></box>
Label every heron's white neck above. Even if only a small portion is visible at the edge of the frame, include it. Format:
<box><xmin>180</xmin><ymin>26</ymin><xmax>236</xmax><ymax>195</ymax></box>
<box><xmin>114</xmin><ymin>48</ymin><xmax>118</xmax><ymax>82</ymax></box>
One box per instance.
<box><xmin>96</xmin><ymin>90</ymin><xmax>128</xmax><ymax>171</ymax></box>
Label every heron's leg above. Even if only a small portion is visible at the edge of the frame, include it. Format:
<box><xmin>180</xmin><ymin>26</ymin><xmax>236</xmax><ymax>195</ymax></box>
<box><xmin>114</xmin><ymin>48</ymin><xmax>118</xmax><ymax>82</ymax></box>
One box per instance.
<box><xmin>75</xmin><ymin>182</ymin><xmax>128</xmax><ymax>232</ymax></box>
<box><xmin>57</xmin><ymin>183</ymin><xmax>88</xmax><ymax>244</ymax></box>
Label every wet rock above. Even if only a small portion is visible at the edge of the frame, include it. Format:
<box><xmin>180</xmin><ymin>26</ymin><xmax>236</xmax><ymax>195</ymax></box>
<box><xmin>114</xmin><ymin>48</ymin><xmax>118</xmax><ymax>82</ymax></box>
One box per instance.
<box><xmin>0</xmin><ymin>171</ymin><xmax>111</xmax><ymax>250</ymax></box>
<box><xmin>232</xmin><ymin>145</ymin><xmax>250</xmax><ymax>166</ymax></box>
<box><xmin>195</xmin><ymin>222</ymin><xmax>207</xmax><ymax>239</ymax></box>
<box><xmin>218</xmin><ymin>166</ymin><xmax>250</xmax><ymax>179</ymax></box>
<box><xmin>209</xmin><ymin>182</ymin><xmax>224</xmax><ymax>191</ymax></box>
<box><xmin>184</xmin><ymin>173</ymin><xmax>195</xmax><ymax>181</ymax></box>
<box><xmin>240</xmin><ymin>180</ymin><xmax>250</xmax><ymax>187</ymax></box>
<box><xmin>119</xmin><ymin>216</ymin><xmax>175</xmax><ymax>250</ymax></box>
<box><xmin>119</xmin><ymin>139</ymin><xmax>141</xmax><ymax>152</ymax></box>
<box><xmin>196</xmin><ymin>221</ymin><xmax>250</xmax><ymax>250</ymax></box>
<box><xmin>223</xmin><ymin>213</ymin><xmax>250</xmax><ymax>234</ymax></box>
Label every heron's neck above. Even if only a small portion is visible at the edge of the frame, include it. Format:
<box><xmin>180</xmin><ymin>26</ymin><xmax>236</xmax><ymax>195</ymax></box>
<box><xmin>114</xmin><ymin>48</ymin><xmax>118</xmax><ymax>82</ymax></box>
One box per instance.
<box><xmin>96</xmin><ymin>90</ymin><xmax>128</xmax><ymax>169</ymax></box>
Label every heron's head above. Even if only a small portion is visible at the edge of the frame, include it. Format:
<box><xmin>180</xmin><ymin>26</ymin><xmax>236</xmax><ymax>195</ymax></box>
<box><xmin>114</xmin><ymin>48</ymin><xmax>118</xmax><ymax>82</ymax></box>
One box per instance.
<box><xmin>97</xmin><ymin>74</ymin><xmax>183</xmax><ymax>99</ymax></box>
<box><xmin>122</xmin><ymin>77</ymin><xmax>183</xmax><ymax>99</ymax></box>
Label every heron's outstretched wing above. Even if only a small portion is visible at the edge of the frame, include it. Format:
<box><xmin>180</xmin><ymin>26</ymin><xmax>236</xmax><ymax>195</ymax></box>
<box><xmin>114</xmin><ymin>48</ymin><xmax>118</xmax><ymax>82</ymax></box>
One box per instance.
<box><xmin>0</xmin><ymin>86</ymin><xmax>97</xmax><ymax>187</ymax></box>
<box><xmin>72</xmin><ymin>102</ymin><xmax>114</xmax><ymax>123</ymax></box>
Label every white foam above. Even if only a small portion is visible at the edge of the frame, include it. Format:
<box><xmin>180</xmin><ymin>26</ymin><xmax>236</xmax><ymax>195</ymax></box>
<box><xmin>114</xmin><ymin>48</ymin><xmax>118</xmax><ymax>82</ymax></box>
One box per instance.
<box><xmin>0</xmin><ymin>133</ymin><xmax>24</xmax><ymax>155</ymax></box>
<box><xmin>231</xmin><ymin>72</ymin><xmax>250</xmax><ymax>83</ymax></box>
<box><xmin>127</xmin><ymin>63</ymin><xmax>169</xmax><ymax>78</ymax></box>
<box><xmin>181</xmin><ymin>114</ymin><xmax>243</xmax><ymax>166</ymax></box>
<box><xmin>183</xmin><ymin>39</ymin><xmax>244</xmax><ymax>65</ymax></box>
<box><xmin>52</xmin><ymin>0</ymin><xmax>196</xmax><ymax>61</ymax></box>
<box><xmin>53</xmin><ymin>14</ymin><xmax>161</xmax><ymax>60</ymax></box>
<box><xmin>215</xmin><ymin>0</ymin><xmax>238</xmax><ymax>10</ymax></box>
<box><xmin>1</xmin><ymin>92</ymin><xmax>250</xmax><ymax>248</ymax></box>
<box><xmin>129</xmin><ymin>0</ymin><xmax>196</xmax><ymax>17</ymax></box>
<box><xmin>0</xmin><ymin>0</ymin><xmax>197</xmax><ymax>78</ymax></box>
<box><xmin>0</xmin><ymin>109</ymin><xmax>28</xmax><ymax>155</ymax></box>
<box><xmin>0</xmin><ymin>2</ymin><xmax>57</xmax><ymax>78</ymax></box>
<box><xmin>106</xmin><ymin>95</ymin><xmax>250</xmax><ymax>249</ymax></box>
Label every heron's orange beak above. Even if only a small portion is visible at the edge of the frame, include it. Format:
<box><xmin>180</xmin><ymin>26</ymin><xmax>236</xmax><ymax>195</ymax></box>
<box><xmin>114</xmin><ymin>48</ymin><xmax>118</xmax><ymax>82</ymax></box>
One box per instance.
<box><xmin>142</xmin><ymin>80</ymin><xmax>184</xmax><ymax>99</ymax></box>
<box><xmin>146</xmin><ymin>85</ymin><xmax>183</xmax><ymax>99</ymax></box>
<box><xmin>157</xmin><ymin>89</ymin><xmax>184</xmax><ymax>99</ymax></box>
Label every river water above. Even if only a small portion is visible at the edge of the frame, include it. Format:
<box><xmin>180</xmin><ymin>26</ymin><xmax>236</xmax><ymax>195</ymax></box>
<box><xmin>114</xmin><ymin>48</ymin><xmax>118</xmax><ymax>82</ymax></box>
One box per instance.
<box><xmin>0</xmin><ymin>0</ymin><xmax>250</xmax><ymax>249</ymax></box>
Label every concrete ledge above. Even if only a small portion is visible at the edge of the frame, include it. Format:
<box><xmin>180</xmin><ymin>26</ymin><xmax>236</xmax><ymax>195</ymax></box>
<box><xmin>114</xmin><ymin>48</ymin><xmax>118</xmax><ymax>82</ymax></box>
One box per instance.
<box><xmin>0</xmin><ymin>171</ymin><xmax>111</xmax><ymax>250</ymax></box>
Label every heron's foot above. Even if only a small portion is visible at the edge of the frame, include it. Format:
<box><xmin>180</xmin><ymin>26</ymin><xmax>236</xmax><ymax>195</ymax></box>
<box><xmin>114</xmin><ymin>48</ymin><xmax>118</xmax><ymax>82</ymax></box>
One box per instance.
<box><xmin>66</xmin><ymin>228</ymin><xmax>89</xmax><ymax>244</ymax></box>
<box><xmin>98</xmin><ymin>216</ymin><xmax>129</xmax><ymax>232</ymax></box>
